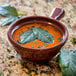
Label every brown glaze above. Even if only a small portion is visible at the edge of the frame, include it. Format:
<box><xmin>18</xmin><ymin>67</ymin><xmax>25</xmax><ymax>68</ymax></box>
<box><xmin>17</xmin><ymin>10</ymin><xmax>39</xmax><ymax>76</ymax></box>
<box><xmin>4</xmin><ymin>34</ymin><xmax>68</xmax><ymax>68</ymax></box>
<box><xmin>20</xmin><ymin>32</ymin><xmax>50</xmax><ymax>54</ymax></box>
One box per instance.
<box><xmin>7</xmin><ymin>8</ymin><xmax>68</xmax><ymax>61</ymax></box>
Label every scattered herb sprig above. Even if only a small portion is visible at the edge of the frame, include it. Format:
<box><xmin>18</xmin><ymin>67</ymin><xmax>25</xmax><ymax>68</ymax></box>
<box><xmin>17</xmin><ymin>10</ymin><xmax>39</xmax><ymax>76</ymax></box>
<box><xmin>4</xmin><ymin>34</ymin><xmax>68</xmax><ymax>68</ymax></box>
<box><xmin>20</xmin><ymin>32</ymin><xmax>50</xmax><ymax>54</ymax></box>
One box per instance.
<box><xmin>7</xmin><ymin>48</ymin><xmax>11</xmax><ymax>53</ymax></box>
<box><xmin>7</xmin><ymin>56</ymin><xmax>14</xmax><ymax>60</ymax></box>
<box><xmin>0</xmin><ymin>5</ymin><xmax>25</xmax><ymax>26</ymax></box>
<box><xmin>72</xmin><ymin>37</ymin><xmax>76</xmax><ymax>44</ymax></box>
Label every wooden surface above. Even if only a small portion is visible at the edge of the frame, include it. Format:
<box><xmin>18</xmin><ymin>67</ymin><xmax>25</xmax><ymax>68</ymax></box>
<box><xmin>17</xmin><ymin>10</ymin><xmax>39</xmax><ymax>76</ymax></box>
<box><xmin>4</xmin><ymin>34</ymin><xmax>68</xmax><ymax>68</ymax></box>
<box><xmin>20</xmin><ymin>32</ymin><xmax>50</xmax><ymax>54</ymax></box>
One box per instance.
<box><xmin>0</xmin><ymin>0</ymin><xmax>76</xmax><ymax>76</ymax></box>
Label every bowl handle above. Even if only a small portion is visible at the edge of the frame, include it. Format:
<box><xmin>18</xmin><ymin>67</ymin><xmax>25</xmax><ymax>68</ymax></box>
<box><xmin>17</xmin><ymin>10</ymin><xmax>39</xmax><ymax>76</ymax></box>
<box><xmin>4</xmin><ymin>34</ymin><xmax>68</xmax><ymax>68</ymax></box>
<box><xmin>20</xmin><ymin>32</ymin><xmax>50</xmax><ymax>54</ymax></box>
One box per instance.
<box><xmin>49</xmin><ymin>7</ymin><xmax>65</xmax><ymax>20</ymax></box>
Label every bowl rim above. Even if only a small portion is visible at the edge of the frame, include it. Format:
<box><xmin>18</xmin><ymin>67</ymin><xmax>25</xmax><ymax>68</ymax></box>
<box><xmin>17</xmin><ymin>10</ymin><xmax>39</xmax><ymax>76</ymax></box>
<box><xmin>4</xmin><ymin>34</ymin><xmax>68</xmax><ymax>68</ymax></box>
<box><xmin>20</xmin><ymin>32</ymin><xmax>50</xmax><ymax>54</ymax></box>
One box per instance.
<box><xmin>7</xmin><ymin>16</ymin><xmax>68</xmax><ymax>51</ymax></box>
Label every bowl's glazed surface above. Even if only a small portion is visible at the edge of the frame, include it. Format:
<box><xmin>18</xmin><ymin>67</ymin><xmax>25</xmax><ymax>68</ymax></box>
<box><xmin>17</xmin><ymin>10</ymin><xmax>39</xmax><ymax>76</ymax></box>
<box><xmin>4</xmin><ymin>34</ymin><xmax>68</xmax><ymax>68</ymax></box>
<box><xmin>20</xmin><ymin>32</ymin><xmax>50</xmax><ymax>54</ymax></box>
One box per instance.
<box><xmin>7</xmin><ymin>8</ymin><xmax>68</xmax><ymax>61</ymax></box>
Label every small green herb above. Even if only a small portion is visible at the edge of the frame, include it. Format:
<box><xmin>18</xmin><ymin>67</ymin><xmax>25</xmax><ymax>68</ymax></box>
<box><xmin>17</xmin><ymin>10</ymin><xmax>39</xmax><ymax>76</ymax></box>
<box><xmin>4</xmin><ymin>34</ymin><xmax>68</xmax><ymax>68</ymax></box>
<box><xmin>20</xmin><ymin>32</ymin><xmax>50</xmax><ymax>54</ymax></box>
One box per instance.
<box><xmin>37</xmin><ymin>46</ymin><xmax>41</xmax><ymax>48</ymax></box>
<box><xmin>8</xmin><ymin>70</ymin><xmax>11</xmax><ymax>74</ymax></box>
<box><xmin>16</xmin><ymin>61</ymin><xmax>19</xmax><ymax>64</ymax></box>
<box><xmin>43</xmin><ymin>42</ymin><xmax>48</xmax><ymax>46</ymax></box>
<box><xmin>40</xmin><ymin>46</ymin><xmax>45</xmax><ymax>48</ymax></box>
<box><xmin>32</xmin><ymin>46</ymin><xmax>34</xmax><ymax>48</ymax></box>
<box><xmin>9</xmin><ymin>61</ymin><xmax>12</xmax><ymax>63</ymax></box>
<box><xmin>21</xmin><ymin>31</ymin><xmax>24</xmax><ymax>33</ymax></box>
<box><xmin>72</xmin><ymin>37</ymin><xmax>76</xmax><ymax>44</ymax></box>
<box><xmin>18</xmin><ymin>32</ymin><xmax>21</xmax><ymax>36</ymax></box>
<box><xmin>26</xmin><ymin>71</ymin><xmax>31</xmax><ymax>75</ymax></box>
<box><xmin>17</xmin><ymin>35</ymin><xmax>19</xmax><ymax>37</ymax></box>
<box><xmin>7</xmin><ymin>48</ymin><xmax>11</xmax><ymax>53</ymax></box>
<box><xmin>16</xmin><ymin>40</ymin><xmax>20</xmax><ymax>44</ymax></box>
<box><xmin>7</xmin><ymin>56</ymin><xmax>14</xmax><ymax>59</ymax></box>
<box><xmin>21</xmin><ymin>62</ymin><xmax>27</xmax><ymax>66</ymax></box>
<box><xmin>41</xmin><ymin>46</ymin><xmax>45</xmax><ymax>48</ymax></box>
<box><xmin>8</xmin><ymin>64</ymin><xmax>10</xmax><ymax>67</ymax></box>
<box><xmin>26</xmin><ymin>27</ymin><xmax>30</xmax><ymax>30</ymax></box>
<box><xmin>8</xmin><ymin>57</ymin><xmax>11</xmax><ymax>60</ymax></box>
<box><xmin>21</xmin><ymin>29</ymin><xmax>24</xmax><ymax>33</ymax></box>
<box><xmin>67</xmin><ymin>20</ymin><xmax>70</xmax><ymax>23</ymax></box>
<box><xmin>54</xmin><ymin>29</ymin><xmax>57</xmax><ymax>31</ymax></box>
<box><xmin>3</xmin><ymin>69</ymin><xmax>6</xmax><ymax>71</ymax></box>
<box><xmin>41</xmin><ymin>24</ymin><xmax>47</xmax><ymax>26</ymax></box>
<box><xmin>37</xmin><ymin>46</ymin><xmax>45</xmax><ymax>48</ymax></box>
<box><xmin>47</xmin><ymin>28</ymin><xmax>49</xmax><ymax>30</ymax></box>
<box><xmin>34</xmin><ymin>70</ymin><xmax>38</xmax><ymax>75</ymax></box>
<box><xmin>58</xmin><ymin>37</ymin><xmax>62</xmax><ymax>41</ymax></box>
<box><xmin>33</xmin><ymin>63</ymin><xmax>36</xmax><ymax>66</ymax></box>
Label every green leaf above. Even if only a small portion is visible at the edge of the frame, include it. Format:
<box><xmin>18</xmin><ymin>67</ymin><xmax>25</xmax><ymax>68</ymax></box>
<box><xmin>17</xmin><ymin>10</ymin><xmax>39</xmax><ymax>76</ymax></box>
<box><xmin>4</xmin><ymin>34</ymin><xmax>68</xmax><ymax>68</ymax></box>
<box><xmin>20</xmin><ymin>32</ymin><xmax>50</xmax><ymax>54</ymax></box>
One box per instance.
<box><xmin>1</xmin><ymin>16</ymin><xmax>18</xmax><ymax>26</ymax></box>
<box><xmin>20</xmin><ymin>29</ymin><xmax>36</xmax><ymax>44</ymax></box>
<box><xmin>58</xmin><ymin>49</ymin><xmax>76</xmax><ymax>76</ymax></box>
<box><xmin>32</xmin><ymin>27</ymin><xmax>54</xmax><ymax>43</ymax></box>
<box><xmin>0</xmin><ymin>5</ymin><xmax>18</xmax><ymax>17</ymax></box>
<box><xmin>20</xmin><ymin>27</ymin><xmax>54</xmax><ymax>44</ymax></box>
<box><xmin>0</xmin><ymin>5</ymin><xmax>25</xmax><ymax>26</ymax></box>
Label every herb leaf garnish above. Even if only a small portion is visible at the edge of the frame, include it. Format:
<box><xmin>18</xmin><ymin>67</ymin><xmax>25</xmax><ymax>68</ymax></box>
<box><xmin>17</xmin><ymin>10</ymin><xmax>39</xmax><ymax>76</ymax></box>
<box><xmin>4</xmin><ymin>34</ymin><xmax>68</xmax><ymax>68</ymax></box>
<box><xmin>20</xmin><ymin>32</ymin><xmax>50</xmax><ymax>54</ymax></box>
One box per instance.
<box><xmin>20</xmin><ymin>27</ymin><xmax>54</xmax><ymax>44</ymax></box>
<box><xmin>20</xmin><ymin>29</ymin><xmax>36</xmax><ymax>44</ymax></box>
<box><xmin>33</xmin><ymin>27</ymin><xmax>53</xmax><ymax>43</ymax></box>
<box><xmin>58</xmin><ymin>49</ymin><xmax>76</xmax><ymax>76</ymax></box>
<box><xmin>0</xmin><ymin>5</ymin><xmax>25</xmax><ymax>26</ymax></box>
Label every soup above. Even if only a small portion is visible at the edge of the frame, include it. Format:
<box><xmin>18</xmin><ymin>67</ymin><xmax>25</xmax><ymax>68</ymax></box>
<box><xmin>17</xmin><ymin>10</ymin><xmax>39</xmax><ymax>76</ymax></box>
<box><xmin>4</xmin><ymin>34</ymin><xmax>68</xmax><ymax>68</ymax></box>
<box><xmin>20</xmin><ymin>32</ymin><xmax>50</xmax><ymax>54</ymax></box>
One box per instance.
<box><xmin>13</xmin><ymin>23</ymin><xmax>62</xmax><ymax>48</ymax></box>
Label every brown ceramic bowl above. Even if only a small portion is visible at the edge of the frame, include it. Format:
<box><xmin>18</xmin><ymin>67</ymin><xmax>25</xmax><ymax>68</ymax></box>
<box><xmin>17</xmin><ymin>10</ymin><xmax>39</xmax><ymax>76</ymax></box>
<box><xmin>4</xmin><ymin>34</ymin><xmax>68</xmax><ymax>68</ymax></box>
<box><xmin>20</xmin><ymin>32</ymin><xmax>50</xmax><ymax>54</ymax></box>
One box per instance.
<box><xmin>7</xmin><ymin>8</ymin><xmax>68</xmax><ymax>62</ymax></box>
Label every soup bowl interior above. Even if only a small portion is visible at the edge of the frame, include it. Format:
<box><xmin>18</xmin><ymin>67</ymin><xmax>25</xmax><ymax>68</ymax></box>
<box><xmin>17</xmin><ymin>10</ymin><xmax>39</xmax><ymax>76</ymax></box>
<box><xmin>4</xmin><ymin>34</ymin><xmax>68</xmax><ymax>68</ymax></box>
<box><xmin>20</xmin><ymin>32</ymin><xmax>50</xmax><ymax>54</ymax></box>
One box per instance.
<box><xmin>7</xmin><ymin>16</ymin><xmax>68</xmax><ymax>61</ymax></box>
